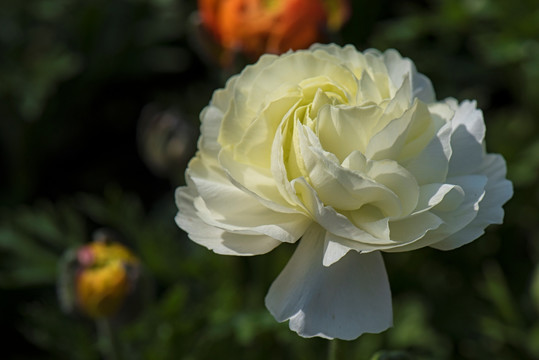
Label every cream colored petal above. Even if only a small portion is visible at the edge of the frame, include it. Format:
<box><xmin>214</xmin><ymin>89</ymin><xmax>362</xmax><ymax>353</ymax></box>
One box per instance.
<box><xmin>431</xmin><ymin>154</ymin><xmax>512</xmax><ymax>250</ymax></box>
<box><xmin>342</xmin><ymin>150</ymin><xmax>420</xmax><ymax>217</ymax></box>
<box><xmin>245</xmin><ymin>52</ymin><xmax>358</xmax><ymax>112</ymax></box>
<box><xmin>347</xmin><ymin>206</ymin><xmax>390</xmax><ymax>240</ymax></box>
<box><xmin>316</xmin><ymin>104</ymin><xmax>383</xmax><ymax>161</ymax></box>
<box><xmin>291</xmin><ymin>178</ymin><xmax>395</xmax><ymax>245</ymax></box>
<box><xmin>385</xmin><ymin>174</ymin><xmax>488</xmax><ymax>252</ymax></box>
<box><xmin>403</xmin><ymin>122</ymin><xmax>452</xmax><ymax>185</ymax></box>
<box><xmin>175</xmin><ymin>186</ymin><xmax>282</xmax><ymax>255</ymax></box>
<box><xmin>265</xmin><ymin>225</ymin><xmax>392</xmax><ymax>340</ymax></box>
<box><xmin>270</xmin><ymin>121</ymin><xmax>309</xmax><ymax>210</ymax></box>
<box><xmin>188</xmin><ymin>174</ymin><xmax>311</xmax><ymax>243</ymax></box>
<box><xmin>357</xmin><ymin>70</ymin><xmax>383</xmax><ymax>104</ymax></box>
<box><xmin>198</xmin><ymin>105</ymin><xmax>223</xmax><ymax>158</ymax></box>
<box><xmin>447</xmin><ymin>100</ymin><xmax>486</xmax><ymax>176</ymax></box>
<box><xmin>413</xmin><ymin>183</ymin><xmax>464</xmax><ymax>214</ymax></box>
<box><xmin>366</xmin><ymin>100</ymin><xmax>435</xmax><ymax>162</ymax></box>
<box><xmin>219</xmin><ymin>147</ymin><xmax>290</xmax><ymax>209</ymax></box>
<box><xmin>450</xmin><ymin>99</ymin><xmax>485</xmax><ymax>143</ymax></box>
<box><xmin>233</xmin><ymin>94</ymin><xmax>301</xmax><ymax>168</ymax></box>
<box><xmin>364</xmin><ymin>50</ymin><xmax>389</xmax><ymax>77</ymax></box>
<box><xmin>310</xmin><ymin>43</ymin><xmax>370</xmax><ymax>80</ymax></box>
<box><xmin>388</xmin><ymin>211</ymin><xmax>444</xmax><ymax>244</ymax></box>
<box><xmin>364</xmin><ymin>158</ymin><xmax>420</xmax><ymax>216</ymax></box>
<box><xmin>381</xmin><ymin>49</ymin><xmax>435</xmax><ymax>103</ymax></box>
<box><xmin>297</xmin><ymin>123</ymin><xmax>403</xmax><ymax>215</ymax></box>
<box><xmin>185</xmin><ymin>151</ymin><xmax>311</xmax><ymax>242</ymax></box>
<box><xmin>209</xmin><ymin>75</ymin><xmax>238</xmax><ymax>112</ymax></box>
<box><xmin>218</xmin><ymin>54</ymin><xmax>280</xmax><ymax>147</ymax></box>
<box><xmin>322</xmin><ymin>229</ymin><xmax>391</xmax><ymax>267</ymax></box>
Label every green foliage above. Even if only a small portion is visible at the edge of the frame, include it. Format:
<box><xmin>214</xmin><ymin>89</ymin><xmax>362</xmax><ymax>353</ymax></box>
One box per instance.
<box><xmin>0</xmin><ymin>200</ymin><xmax>85</xmax><ymax>287</ymax></box>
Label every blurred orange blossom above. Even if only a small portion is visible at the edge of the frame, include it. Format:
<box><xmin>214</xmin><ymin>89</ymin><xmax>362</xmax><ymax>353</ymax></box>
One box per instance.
<box><xmin>198</xmin><ymin>0</ymin><xmax>350</xmax><ymax>63</ymax></box>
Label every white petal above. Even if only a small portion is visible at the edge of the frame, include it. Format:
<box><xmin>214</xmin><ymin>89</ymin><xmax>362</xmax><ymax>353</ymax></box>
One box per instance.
<box><xmin>431</xmin><ymin>154</ymin><xmax>513</xmax><ymax>250</ymax></box>
<box><xmin>218</xmin><ymin>54</ymin><xmax>280</xmax><ymax>147</ymax></box>
<box><xmin>188</xmin><ymin>158</ymin><xmax>311</xmax><ymax>243</ymax></box>
<box><xmin>384</xmin><ymin>174</ymin><xmax>487</xmax><ymax>253</ymax></box>
<box><xmin>414</xmin><ymin>183</ymin><xmax>464</xmax><ymax>214</ymax></box>
<box><xmin>243</xmin><ymin>51</ymin><xmax>358</xmax><ymax>115</ymax></box>
<box><xmin>210</xmin><ymin>76</ymin><xmax>238</xmax><ymax>112</ymax></box>
<box><xmin>381</xmin><ymin>49</ymin><xmax>436</xmax><ymax>103</ymax></box>
<box><xmin>412</xmin><ymin>73</ymin><xmax>436</xmax><ymax>103</ymax></box>
<box><xmin>450</xmin><ymin>100</ymin><xmax>485</xmax><ymax>143</ymax></box>
<box><xmin>265</xmin><ymin>225</ymin><xmax>392</xmax><ymax>340</ymax></box>
<box><xmin>447</xmin><ymin>100</ymin><xmax>486</xmax><ymax>176</ymax></box>
<box><xmin>347</xmin><ymin>205</ymin><xmax>390</xmax><ymax>240</ymax></box>
<box><xmin>233</xmin><ymin>94</ymin><xmax>301</xmax><ymax>168</ymax></box>
<box><xmin>198</xmin><ymin>87</ymin><xmax>234</xmax><ymax>159</ymax></box>
<box><xmin>383</xmin><ymin>49</ymin><xmax>435</xmax><ymax>103</ymax></box>
<box><xmin>219</xmin><ymin>148</ymin><xmax>294</xmax><ymax>211</ymax></box>
<box><xmin>316</xmin><ymin>104</ymin><xmax>383</xmax><ymax>161</ymax></box>
<box><xmin>388</xmin><ymin>211</ymin><xmax>444</xmax><ymax>244</ymax></box>
<box><xmin>310</xmin><ymin>44</ymin><xmax>373</xmax><ymax>82</ymax></box>
<box><xmin>358</xmin><ymin>70</ymin><xmax>383</xmax><ymax>103</ymax></box>
<box><xmin>270</xmin><ymin>124</ymin><xmax>307</xmax><ymax>208</ymax></box>
<box><xmin>297</xmin><ymin>125</ymin><xmax>405</xmax><ymax>216</ymax></box>
<box><xmin>366</xmin><ymin>100</ymin><xmax>434</xmax><ymax>162</ymax></box>
<box><xmin>175</xmin><ymin>187</ymin><xmax>281</xmax><ymax>255</ymax></box>
<box><xmin>365</xmin><ymin>158</ymin><xmax>420</xmax><ymax>216</ymax></box>
<box><xmin>323</xmin><ymin>234</ymin><xmax>355</xmax><ymax>266</ymax></box>
<box><xmin>291</xmin><ymin>177</ymin><xmax>394</xmax><ymax>246</ymax></box>
<box><xmin>403</xmin><ymin>122</ymin><xmax>452</xmax><ymax>185</ymax></box>
<box><xmin>322</xmin><ymin>230</ymin><xmax>391</xmax><ymax>266</ymax></box>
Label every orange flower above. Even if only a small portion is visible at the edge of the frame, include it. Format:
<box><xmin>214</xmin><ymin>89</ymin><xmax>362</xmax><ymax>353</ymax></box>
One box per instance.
<box><xmin>198</xmin><ymin>0</ymin><xmax>350</xmax><ymax>62</ymax></box>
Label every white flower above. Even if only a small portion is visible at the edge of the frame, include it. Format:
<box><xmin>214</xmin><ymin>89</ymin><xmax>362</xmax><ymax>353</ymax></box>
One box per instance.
<box><xmin>175</xmin><ymin>44</ymin><xmax>513</xmax><ymax>340</ymax></box>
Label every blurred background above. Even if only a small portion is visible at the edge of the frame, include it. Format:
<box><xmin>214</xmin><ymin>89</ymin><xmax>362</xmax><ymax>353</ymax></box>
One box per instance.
<box><xmin>1</xmin><ymin>0</ymin><xmax>539</xmax><ymax>359</ymax></box>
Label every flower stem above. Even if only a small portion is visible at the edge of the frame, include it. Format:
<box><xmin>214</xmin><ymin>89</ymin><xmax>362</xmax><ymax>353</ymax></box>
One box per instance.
<box><xmin>328</xmin><ymin>339</ymin><xmax>338</xmax><ymax>360</ymax></box>
<box><xmin>97</xmin><ymin>317</ymin><xmax>122</xmax><ymax>360</ymax></box>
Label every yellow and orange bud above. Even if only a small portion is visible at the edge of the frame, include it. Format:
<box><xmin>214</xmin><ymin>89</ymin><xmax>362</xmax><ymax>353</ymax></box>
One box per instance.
<box><xmin>58</xmin><ymin>231</ymin><xmax>143</xmax><ymax>319</ymax></box>
<box><xmin>75</xmin><ymin>241</ymin><xmax>139</xmax><ymax>318</ymax></box>
<box><xmin>197</xmin><ymin>0</ymin><xmax>350</xmax><ymax>64</ymax></box>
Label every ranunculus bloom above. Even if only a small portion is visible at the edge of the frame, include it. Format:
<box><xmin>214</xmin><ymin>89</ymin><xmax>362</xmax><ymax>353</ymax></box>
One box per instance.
<box><xmin>198</xmin><ymin>0</ymin><xmax>350</xmax><ymax>62</ymax></box>
<box><xmin>175</xmin><ymin>44</ymin><xmax>513</xmax><ymax>340</ymax></box>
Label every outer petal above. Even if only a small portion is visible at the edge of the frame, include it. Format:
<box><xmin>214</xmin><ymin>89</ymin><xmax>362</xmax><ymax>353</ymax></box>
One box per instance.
<box><xmin>175</xmin><ymin>186</ymin><xmax>282</xmax><ymax>255</ymax></box>
<box><xmin>198</xmin><ymin>105</ymin><xmax>223</xmax><ymax>158</ymax></box>
<box><xmin>447</xmin><ymin>100</ymin><xmax>486</xmax><ymax>177</ymax></box>
<box><xmin>198</xmin><ymin>75</ymin><xmax>239</xmax><ymax>157</ymax></box>
<box><xmin>291</xmin><ymin>177</ymin><xmax>391</xmax><ymax>246</ymax></box>
<box><xmin>431</xmin><ymin>154</ymin><xmax>513</xmax><ymax>250</ymax></box>
<box><xmin>381</xmin><ymin>48</ymin><xmax>435</xmax><ymax>103</ymax></box>
<box><xmin>265</xmin><ymin>224</ymin><xmax>392</xmax><ymax>340</ymax></box>
<box><xmin>403</xmin><ymin>121</ymin><xmax>452</xmax><ymax>185</ymax></box>
<box><xmin>188</xmin><ymin>158</ymin><xmax>311</xmax><ymax>243</ymax></box>
<box><xmin>381</xmin><ymin>174</ymin><xmax>487</xmax><ymax>253</ymax></box>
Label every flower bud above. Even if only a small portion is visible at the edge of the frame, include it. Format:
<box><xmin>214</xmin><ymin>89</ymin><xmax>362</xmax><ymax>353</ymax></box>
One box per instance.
<box><xmin>58</xmin><ymin>230</ymin><xmax>142</xmax><ymax>319</ymax></box>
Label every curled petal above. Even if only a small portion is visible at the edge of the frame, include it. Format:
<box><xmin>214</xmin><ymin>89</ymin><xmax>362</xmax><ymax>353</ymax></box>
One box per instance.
<box><xmin>381</xmin><ymin>49</ymin><xmax>436</xmax><ymax>103</ymax></box>
<box><xmin>175</xmin><ymin>187</ymin><xmax>282</xmax><ymax>255</ymax></box>
<box><xmin>187</xmin><ymin>158</ymin><xmax>311</xmax><ymax>243</ymax></box>
<box><xmin>431</xmin><ymin>154</ymin><xmax>513</xmax><ymax>250</ymax></box>
<box><xmin>447</xmin><ymin>100</ymin><xmax>486</xmax><ymax>177</ymax></box>
<box><xmin>403</xmin><ymin>122</ymin><xmax>452</xmax><ymax>185</ymax></box>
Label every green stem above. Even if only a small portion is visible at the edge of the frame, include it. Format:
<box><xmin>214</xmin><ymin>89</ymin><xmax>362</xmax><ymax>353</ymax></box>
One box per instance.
<box><xmin>328</xmin><ymin>339</ymin><xmax>338</xmax><ymax>360</ymax></box>
<box><xmin>96</xmin><ymin>317</ymin><xmax>122</xmax><ymax>360</ymax></box>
